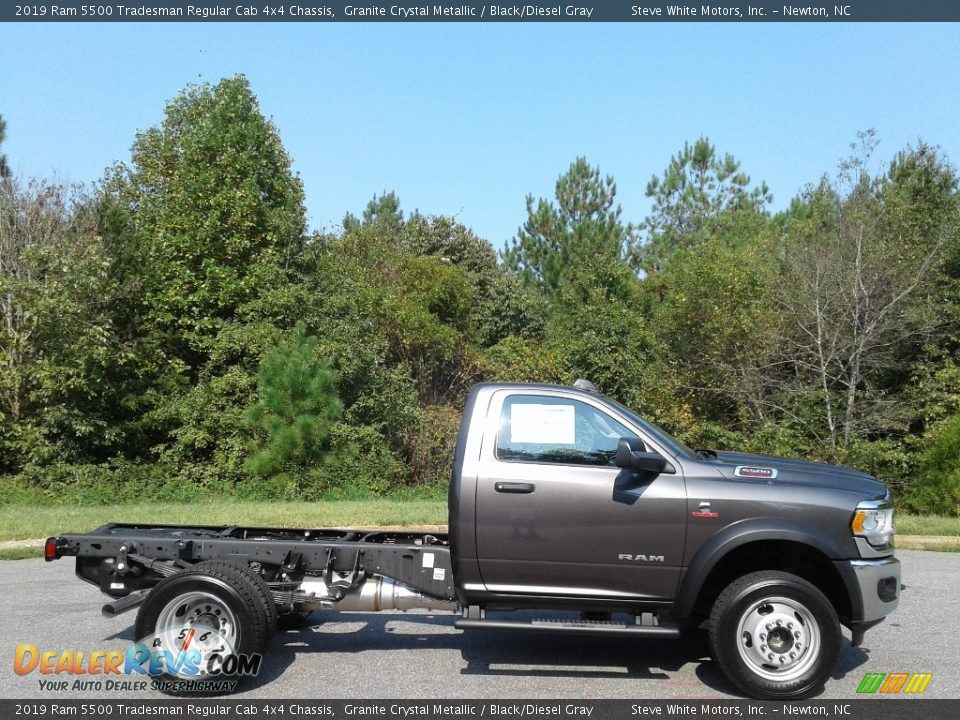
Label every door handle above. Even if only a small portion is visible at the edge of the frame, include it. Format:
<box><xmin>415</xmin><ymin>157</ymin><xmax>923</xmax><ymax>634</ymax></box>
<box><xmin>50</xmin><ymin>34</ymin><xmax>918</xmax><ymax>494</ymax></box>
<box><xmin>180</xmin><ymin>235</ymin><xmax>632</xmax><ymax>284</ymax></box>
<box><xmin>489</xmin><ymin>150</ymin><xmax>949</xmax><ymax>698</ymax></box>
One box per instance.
<box><xmin>495</xmin><ymin>482</ymin><xmax>535</xmax><ymax>494</ymax></box>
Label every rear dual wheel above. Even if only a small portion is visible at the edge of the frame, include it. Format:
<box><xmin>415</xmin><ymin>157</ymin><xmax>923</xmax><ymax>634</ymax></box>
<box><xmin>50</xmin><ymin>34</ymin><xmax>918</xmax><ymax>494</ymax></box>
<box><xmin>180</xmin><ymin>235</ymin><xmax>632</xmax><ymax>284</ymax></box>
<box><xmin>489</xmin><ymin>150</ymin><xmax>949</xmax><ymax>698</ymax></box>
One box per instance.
<box><xmin>134</xmin><ymin>561</ymin><xmax>275</xmax><ymax>695</ymax></box>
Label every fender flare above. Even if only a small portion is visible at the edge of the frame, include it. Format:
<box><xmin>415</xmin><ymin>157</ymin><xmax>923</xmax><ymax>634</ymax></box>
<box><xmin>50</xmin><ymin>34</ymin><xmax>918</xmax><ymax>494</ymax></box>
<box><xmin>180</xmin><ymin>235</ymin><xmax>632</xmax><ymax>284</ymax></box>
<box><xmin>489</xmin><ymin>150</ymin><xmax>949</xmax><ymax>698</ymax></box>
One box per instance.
<box><xmin>673</xmin><ymin>517</ymin><xmax>851</xmax><ymax>617</ymax></box>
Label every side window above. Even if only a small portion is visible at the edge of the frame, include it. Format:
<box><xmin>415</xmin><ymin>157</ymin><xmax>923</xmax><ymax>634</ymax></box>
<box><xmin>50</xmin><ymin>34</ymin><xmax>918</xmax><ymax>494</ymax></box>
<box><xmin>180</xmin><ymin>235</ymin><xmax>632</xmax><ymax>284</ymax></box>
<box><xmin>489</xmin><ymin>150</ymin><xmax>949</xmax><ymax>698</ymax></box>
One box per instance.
<box><xmin>496</xmin><ymin>395</ymin><xmax>640</xmax><ymax>466</ymax></box>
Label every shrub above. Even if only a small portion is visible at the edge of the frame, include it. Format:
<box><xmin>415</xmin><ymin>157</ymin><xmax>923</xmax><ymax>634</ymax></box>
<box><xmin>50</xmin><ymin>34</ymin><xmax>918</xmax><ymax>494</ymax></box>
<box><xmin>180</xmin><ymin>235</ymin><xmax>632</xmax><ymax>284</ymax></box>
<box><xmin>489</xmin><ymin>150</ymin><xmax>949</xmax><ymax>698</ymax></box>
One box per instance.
<box><xmin>899</xmin><ymin>413</ymin><xmax>960</xmax><ymax>516</ymax></box>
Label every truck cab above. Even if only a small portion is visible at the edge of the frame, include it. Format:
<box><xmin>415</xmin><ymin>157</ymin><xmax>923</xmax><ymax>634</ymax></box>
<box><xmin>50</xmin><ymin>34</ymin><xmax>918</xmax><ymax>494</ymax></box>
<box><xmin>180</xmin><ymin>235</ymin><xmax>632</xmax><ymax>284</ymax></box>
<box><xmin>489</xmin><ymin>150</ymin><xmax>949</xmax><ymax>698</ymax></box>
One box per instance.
<box><xmin>450</xmin><ymin>382</ymin><xmax>900</xmax><ymax>698</ymax></box>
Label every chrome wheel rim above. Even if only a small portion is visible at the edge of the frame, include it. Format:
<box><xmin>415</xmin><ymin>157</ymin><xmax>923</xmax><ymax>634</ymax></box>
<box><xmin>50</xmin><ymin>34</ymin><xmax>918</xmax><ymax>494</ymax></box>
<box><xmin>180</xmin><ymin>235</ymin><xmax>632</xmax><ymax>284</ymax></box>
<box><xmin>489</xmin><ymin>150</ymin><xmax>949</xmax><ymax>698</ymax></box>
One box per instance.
<box><xmin>735</xmin><ymin>595</ymin><xmax>820</xmax><ymax>682</ymax></box>
<box><xmin>156</xmin><ymin>590</ymin><xmax>239</xmax><ymax>650</ymax></box>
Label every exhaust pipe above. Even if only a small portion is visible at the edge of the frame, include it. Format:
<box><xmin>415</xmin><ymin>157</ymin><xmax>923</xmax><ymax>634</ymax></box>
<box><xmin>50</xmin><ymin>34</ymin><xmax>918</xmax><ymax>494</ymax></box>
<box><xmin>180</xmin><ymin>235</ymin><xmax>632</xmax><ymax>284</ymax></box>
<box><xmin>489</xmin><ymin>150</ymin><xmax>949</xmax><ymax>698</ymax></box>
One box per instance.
<box><xmin>298</xmin><ymin>576</ymin><xmax>456</xmax><ymax>613</ymax></box>
<box><xmin>102</xmin><ymin>591</ymin><xmax>146</xmax><ymax>618</ymax></box>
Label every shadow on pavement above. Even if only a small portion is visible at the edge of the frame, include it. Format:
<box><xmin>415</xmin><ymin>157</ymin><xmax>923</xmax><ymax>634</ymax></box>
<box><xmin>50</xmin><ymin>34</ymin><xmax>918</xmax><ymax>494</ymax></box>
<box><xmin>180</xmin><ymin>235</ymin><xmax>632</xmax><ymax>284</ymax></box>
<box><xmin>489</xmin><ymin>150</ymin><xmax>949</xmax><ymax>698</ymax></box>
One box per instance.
<box><xmin>245</xmin><ymin>611</ymin><xmax>734</xmax><ymax>695</ymax></box>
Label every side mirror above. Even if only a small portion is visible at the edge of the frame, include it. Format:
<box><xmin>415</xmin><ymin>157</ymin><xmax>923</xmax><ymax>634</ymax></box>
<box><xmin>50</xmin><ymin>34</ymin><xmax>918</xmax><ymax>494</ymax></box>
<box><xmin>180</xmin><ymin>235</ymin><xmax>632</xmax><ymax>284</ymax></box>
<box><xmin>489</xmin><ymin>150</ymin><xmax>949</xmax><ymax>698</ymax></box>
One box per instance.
<box><xmin>615</xmin><ymin>437</ymin><xmax>668</xmax><ymax>474</ymax></box>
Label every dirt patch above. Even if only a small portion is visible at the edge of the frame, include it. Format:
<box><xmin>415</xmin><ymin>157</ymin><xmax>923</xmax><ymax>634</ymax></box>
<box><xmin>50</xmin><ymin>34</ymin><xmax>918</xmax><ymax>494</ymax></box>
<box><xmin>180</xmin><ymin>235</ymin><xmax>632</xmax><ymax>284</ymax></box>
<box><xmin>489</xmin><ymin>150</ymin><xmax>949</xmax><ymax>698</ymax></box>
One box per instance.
<box><xmin>0</xmin><ymin>538</ymin><xmax>44</xmax><ymax>550</ymax></box>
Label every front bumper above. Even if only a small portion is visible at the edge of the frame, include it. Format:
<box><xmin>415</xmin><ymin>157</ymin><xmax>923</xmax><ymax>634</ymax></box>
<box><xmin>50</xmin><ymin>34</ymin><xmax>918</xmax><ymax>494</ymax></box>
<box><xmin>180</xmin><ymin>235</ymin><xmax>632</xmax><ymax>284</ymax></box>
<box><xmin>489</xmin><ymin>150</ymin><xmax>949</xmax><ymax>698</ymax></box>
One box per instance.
<box><xmin>835</xmin><ymin>555</ymin><xmax>901</xmax><ymax>624</ymax></box>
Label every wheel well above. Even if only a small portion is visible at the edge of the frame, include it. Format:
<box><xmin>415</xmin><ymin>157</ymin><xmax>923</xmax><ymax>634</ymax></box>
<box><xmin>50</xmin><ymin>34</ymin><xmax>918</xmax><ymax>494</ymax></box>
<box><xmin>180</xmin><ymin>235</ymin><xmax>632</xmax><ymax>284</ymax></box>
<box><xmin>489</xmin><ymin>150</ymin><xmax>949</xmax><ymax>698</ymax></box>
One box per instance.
<box><xmin>690</xmin><ymin>541</ymin><xmax>851</xmax><ymax>621</ymax></box>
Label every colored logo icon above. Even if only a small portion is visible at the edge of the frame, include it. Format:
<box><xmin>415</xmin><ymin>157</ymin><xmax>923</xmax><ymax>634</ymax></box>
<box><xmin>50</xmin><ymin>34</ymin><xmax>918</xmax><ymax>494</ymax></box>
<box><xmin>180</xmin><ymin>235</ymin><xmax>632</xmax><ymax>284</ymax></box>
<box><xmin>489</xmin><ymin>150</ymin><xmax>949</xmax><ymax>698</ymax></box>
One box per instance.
<box><xmin>856</xmin><ymin>672</ymin><xmax>932</xmax><ymax>694</ymax></box>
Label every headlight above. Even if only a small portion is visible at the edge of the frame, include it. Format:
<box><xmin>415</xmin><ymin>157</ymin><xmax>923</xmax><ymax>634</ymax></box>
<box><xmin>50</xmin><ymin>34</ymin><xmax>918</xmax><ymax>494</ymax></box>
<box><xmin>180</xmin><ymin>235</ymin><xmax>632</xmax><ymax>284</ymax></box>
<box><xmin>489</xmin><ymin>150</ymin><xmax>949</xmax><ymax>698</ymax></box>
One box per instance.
<box><xmin>851</xmin><ymin>500</ymin><xmax>895</xmax><ymax>548</ymax></box>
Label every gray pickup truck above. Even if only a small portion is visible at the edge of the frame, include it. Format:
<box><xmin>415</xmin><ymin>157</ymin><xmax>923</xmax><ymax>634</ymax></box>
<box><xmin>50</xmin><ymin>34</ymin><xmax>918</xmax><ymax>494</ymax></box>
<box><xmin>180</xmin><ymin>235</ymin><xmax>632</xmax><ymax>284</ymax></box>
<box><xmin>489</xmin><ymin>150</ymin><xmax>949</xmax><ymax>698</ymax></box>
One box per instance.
<box><xmin>46</xmin><ymin>380</ymin><xmax>900</xmax><ymax>699</ymax></box>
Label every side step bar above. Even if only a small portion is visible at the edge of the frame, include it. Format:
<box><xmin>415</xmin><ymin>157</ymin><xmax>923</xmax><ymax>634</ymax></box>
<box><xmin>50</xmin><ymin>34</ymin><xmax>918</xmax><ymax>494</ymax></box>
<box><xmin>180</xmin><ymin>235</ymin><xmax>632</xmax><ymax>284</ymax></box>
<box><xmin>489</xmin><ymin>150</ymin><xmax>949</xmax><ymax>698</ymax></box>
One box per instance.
<box><xmin>455</xmin><ymin>616</ymin><xmax>681</xmax><ymax>638</ymax></box>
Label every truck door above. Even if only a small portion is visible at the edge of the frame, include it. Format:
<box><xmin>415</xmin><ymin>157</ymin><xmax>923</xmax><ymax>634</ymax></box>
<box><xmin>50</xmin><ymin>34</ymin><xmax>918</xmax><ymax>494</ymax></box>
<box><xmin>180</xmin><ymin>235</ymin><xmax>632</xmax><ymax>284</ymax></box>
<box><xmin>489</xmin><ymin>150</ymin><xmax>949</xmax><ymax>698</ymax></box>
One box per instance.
<box><xmin>474</xmin><ymin>390</ymin><xmax>687</xmax><ymax>601</ymax></box>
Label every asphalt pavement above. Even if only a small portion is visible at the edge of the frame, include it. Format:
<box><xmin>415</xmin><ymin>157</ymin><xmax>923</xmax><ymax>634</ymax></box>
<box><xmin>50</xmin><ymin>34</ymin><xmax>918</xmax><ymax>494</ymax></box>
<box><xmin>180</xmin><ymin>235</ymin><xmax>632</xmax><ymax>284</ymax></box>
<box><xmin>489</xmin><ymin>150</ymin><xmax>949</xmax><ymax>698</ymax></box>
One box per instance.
<box><xmin>1</xmin><ymin>550</ymin><xmax>957</xmax><ymax>700</ymax></box>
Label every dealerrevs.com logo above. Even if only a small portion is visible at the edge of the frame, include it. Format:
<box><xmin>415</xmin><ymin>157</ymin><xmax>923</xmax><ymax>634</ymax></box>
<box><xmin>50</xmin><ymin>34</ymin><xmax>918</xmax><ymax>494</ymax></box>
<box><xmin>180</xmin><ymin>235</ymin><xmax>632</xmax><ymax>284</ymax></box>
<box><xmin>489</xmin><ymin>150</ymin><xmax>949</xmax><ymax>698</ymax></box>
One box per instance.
<box><xmin>856</xmin><ymin>672</ymin><xmax>933</xmax><ymax>694</ymax></box>
<box><xmin>14</xmin><ymin>625</ymin><xmax>262</xmax><ymax>694</ymax></box>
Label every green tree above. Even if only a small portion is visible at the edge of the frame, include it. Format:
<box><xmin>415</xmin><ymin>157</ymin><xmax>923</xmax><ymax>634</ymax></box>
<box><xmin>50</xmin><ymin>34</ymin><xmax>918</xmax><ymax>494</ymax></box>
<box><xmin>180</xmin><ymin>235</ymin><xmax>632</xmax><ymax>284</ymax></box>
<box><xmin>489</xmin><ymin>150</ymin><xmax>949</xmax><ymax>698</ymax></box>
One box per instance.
<box><xmin>639</xmin><ymin>137</ymin><xmax>770</xmax><ymax>272</ymax></box>
<box><xmin>285</xmin><ymin>226</ymin><xmax>471</xmax><ymax>492</ymax></box>
<box><xmin>0</xmin><ymin>179</ymin><xmax>117</xmax><ymax>469</ymax></box>
<box><xmin>343</xmin><ymin>191</ymin><xmax>404</xmax><ymax>233</ymax></box>
<box><xmin>401</xmin><ymin>214</ymin><xmax>546</xmax><ymax>347</ymax></box>
<box><xmin>883</xmin><ymin>141</ymin><xmax>960</xmax><ymax>330</ymax></box>
<box><xmin>246</xmin><ymin>326</ymin><xmax>342</xmax><ymax>481</ymax></box>
<box><xmin>504</xmin><ymin>157</ymin><xmax>635</xmax><ymax>292</ymax></box>
<box><xmin>97</xmin><ymin>76</ymin><xmax>310</xmax><ymax>489</ymax></box>
<box><xmin>769</xmin><ymin>133</ymin><xmax>956</xmax><ymax>460</ymax></box>
<box><xmin>109</xmin><ymin>74</ymin><xmax>306</xmax><ymax>357</ymax></box>
<box><xmin>315</xmin><ymin>212</ymin><xmax>546</xmax><ymax>491</ymax></box>
<box><xmin>651</xmin><ymin>233</ymin><xmax>782</xmax><ymax>435</ymax></box>
<box><xmin>901</xmin><ymin>411</ymin><xmax>960</xmax><ymax>516</ymax></box>
<box><xmin>546</xmin><ymin>263</ymin><xmax>662</xmax><ymax>412</ymax></box>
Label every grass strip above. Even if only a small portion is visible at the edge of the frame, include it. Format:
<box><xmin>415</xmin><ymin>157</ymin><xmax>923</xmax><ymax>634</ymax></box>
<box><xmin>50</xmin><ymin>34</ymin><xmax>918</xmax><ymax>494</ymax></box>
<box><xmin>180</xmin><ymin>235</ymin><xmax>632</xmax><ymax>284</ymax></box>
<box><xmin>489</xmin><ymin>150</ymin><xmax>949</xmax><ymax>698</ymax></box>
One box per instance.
<box><xmin>895</xmin><ymin>514</ymin><xmax>960</xmax><ymax>536</ymax></box>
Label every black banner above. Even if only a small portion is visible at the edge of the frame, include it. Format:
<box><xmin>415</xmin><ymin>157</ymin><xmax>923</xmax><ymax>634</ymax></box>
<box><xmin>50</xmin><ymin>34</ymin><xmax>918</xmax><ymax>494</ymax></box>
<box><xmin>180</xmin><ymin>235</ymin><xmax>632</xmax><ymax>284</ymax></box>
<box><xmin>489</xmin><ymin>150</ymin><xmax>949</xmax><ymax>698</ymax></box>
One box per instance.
<box><xmin>3</xmin><ymin>700</ymin><xmax>960</xmax><ymax>720</ymax></box>
<box><xmin>5</xmin><ymin>1</ymin><xmax>960</xmax><ymax>23</ymax></box>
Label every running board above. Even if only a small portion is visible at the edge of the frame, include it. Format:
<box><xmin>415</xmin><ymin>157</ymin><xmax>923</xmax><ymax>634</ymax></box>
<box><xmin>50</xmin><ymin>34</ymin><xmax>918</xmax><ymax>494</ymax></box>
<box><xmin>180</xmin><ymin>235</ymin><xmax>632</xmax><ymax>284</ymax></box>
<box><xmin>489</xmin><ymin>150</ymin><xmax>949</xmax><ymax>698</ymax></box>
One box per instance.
<box><xmin>455</xmin><ymin>616</ymin><xmax>681</xmax><ymax>638</ymax></box>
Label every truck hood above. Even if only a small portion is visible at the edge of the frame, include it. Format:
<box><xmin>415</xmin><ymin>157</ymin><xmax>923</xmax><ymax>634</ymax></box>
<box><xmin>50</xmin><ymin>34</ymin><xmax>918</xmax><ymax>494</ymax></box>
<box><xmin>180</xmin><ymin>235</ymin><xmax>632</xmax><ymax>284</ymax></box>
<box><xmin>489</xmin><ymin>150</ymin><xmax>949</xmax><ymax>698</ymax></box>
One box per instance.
<box><xmin>708</xmin><ymin>451</ymin><xmax>888</xmax><ymax>498</ymax></box>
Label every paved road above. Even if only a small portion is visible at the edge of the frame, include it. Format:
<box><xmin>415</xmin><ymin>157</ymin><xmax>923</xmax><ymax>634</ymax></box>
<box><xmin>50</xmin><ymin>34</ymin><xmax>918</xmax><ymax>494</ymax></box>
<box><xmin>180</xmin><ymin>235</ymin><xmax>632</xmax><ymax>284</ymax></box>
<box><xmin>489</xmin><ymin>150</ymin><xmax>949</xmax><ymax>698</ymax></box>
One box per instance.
<box><xmin>2</xmin><ymin>550</ymin><xmax>957</xmax><ymax>700</ymax></box>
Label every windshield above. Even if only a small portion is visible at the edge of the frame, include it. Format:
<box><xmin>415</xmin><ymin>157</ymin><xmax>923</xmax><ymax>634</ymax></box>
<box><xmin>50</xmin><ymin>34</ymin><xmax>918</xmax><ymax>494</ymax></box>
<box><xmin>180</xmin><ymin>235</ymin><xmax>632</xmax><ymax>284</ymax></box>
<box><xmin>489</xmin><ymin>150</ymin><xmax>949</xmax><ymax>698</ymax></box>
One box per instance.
<box><xmin>605</xmin><ymin>398</ymin><xmax>696</xmax><ymax>460</ymax></box>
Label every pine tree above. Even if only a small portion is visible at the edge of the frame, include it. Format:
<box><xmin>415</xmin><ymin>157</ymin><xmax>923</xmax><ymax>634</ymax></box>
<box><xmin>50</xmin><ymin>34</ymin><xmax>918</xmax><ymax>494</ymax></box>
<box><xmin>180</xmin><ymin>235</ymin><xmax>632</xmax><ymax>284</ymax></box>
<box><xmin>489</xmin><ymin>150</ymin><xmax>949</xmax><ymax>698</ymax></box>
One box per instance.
<box><xmin>246</xmin><ymin>326</ymin><xmax>342</xmax><ymax>478</ymax></box>
<box><xmin>504</xmin><ymin>157</ymin><xmax>634</xmax><ymax>292</ymax></box>
<box><xmin>639</xmin><ymin>137</ymin><xmax>770</xmax><ymax>272</ymax></box>
<box><xmin>343</xmin><ymin>191</ymin><xmax>404</xmax><ymax>233</ymax></box>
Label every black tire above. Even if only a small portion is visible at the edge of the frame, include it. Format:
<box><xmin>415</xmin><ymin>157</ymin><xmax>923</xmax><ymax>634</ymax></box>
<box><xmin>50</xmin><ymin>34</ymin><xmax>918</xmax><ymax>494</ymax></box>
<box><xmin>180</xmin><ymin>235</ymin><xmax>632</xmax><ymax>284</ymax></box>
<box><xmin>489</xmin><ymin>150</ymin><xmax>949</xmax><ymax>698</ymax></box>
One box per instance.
<box><xmin>239</xmin><ymin>563</ymin><xmax>279</xmax><ymax>632</ymax></box>
<box><xmin>134</xmin><ymin>561</ymin><xmax>274</xmax><ymax>695</ymax></box>
<box><xmin>708</xmin><ymin>570</ymin><xmax>841</xmax><ymax>700</ymax></box>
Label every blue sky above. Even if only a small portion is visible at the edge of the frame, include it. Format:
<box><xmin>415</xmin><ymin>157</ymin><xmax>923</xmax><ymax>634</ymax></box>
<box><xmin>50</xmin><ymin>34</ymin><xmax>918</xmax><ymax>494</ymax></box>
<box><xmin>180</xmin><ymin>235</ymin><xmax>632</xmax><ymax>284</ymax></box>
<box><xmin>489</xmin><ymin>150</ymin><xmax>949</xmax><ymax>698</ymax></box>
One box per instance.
<box><xmin>2</xmin><ymin>22</ymin><xmax>959</xmax><ymax>247</ymax></box>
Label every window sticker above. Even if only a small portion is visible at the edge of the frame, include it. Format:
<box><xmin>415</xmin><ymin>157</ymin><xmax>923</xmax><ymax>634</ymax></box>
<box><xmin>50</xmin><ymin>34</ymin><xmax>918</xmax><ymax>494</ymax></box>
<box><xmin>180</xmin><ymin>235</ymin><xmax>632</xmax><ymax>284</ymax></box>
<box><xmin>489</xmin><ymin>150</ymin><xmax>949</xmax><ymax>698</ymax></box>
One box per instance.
<box><xmin>510</xmin><ymin>403</ymin><xmax>576</xmax><ymax>444</ymax></box>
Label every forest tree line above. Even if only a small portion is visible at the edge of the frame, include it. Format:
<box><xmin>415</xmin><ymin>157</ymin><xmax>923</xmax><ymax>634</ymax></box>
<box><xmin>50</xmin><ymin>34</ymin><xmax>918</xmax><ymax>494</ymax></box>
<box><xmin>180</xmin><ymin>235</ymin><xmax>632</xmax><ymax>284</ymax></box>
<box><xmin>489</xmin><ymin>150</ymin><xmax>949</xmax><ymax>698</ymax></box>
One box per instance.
<box><xmin>1</xmin><ymin>76</ymin><xmax>958</xmax><ymax>513</ymax></box>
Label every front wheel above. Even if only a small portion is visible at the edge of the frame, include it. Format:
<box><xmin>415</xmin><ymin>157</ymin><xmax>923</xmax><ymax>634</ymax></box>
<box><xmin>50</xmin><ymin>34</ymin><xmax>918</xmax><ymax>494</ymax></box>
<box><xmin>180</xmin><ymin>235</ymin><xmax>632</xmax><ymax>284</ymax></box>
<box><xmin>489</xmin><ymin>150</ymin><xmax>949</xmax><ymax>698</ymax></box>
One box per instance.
<box><xmin>708</xmin><ymin>571</ymin><xmax>841</xmax><ymax>699</ymax></box>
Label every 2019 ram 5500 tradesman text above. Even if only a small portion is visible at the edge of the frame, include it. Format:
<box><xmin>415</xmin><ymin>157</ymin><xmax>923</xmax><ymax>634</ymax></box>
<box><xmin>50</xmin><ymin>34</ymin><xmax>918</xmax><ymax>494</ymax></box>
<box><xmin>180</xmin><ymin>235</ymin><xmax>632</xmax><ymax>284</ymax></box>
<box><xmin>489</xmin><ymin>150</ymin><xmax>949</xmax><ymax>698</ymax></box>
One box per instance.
<box><xmin>46</xmin><ymin>381</ymin><xmax>901</xmax><ymax>699</ymax></box>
